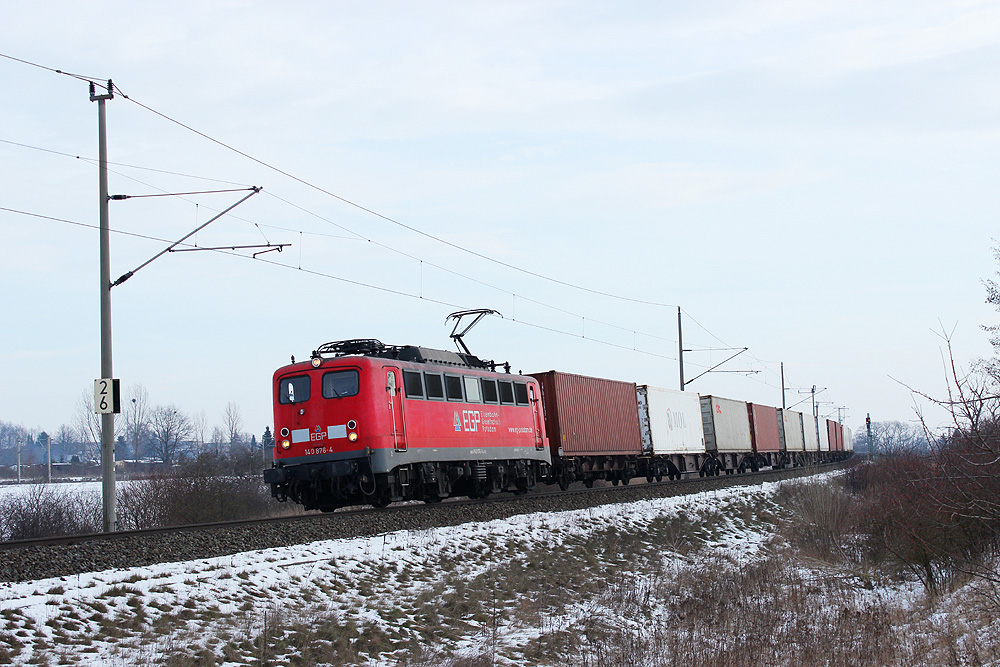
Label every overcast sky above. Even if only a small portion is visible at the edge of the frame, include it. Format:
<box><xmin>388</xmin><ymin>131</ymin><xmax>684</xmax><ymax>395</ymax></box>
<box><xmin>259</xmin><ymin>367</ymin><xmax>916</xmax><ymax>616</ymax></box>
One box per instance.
<box><xmin>2</xmin><ymin>1</ymin><xmax>999</xmax><ymax>440</ymax></box>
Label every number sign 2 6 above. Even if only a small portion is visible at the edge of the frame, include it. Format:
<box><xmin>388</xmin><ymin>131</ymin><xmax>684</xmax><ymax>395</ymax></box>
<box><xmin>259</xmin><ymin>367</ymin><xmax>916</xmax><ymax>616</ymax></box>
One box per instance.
<box><xmin>94</xmin><ymin>378</ymin><xmax>121</xmax><ymax>415</ymax></box>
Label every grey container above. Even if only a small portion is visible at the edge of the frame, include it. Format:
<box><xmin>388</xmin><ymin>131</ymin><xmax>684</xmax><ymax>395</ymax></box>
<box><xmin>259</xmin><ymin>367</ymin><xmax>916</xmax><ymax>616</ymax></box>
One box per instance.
<box><xmin>700</xmin><ymin>395</ymin><xmax>753</xmax><ymax>453</ymax></box>
<box><xmin>777</xmin><ymin>409</ymin><xmax>805</xmax><ymax>452</ymax></box>
<box><xmin>637</xmin><ymin>385</ymin><xmax>706</xmax><ymax>456</ymax></box>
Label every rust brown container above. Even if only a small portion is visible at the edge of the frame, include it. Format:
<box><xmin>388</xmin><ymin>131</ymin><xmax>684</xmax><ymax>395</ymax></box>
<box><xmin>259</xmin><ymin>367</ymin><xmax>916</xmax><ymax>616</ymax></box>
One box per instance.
<box><xmin>827</xmin><ymin>420</ymin><xmax>844</xmax><ymax>451</ymax></box>
<box><xmin>747</xmin><ymin>403</ymin><xmax>781</xmax><ymax>453</ymax></box>
<box><xmin>530</xmin><ymin>370</ymin><xmax>643</xmax><ymax>457</ymax></box>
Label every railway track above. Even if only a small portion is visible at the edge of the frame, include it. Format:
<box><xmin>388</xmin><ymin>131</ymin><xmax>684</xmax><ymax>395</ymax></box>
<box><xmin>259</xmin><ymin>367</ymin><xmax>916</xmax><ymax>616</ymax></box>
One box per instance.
<box><xmin>0</xmin><ymin>462</ymin><xmax>848</xmax><ymax>583</ymax></box>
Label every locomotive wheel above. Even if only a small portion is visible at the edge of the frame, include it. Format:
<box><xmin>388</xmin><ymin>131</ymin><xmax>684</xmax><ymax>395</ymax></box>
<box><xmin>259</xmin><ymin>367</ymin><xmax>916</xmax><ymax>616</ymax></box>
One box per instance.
<box><xmin>611</xmin><ymin>476</ymin><xmax>620</xmax><ymax>486</ymax></box>
<box><xmin>655</xmin><ymin>474</ymin><xmax>663</xmax><ymax>482</ymax></box>
<box><xmin>423</xmin><ymin>495</ymin><xmax>442</xmax><ymax>504</ymax></box>
<box><xmin>558</xmin><ymin>476</ymin><xmax>570</xmax><ymax>491</ymax></box>
<box><xmin>584</xmin><ymin>477</ymin><xmax>595</xmax><ymax>488</ymax></box>
<box><xmin>646</xmin><ymin>471</ymin><xmax>654</xmax><ymax>483</ymax></box>
<box><xmin>621</xmin><ymin>474</ymin><xmax>630</xmax><ymax>485</ymax></box>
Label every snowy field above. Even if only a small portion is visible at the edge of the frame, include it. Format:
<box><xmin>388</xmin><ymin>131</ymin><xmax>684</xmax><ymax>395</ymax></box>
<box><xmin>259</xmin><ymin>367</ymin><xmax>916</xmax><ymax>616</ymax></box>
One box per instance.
<box><xmin>0</xmin><ymin>473</ymin><xmax>994</xmax><ymax>666</ymax></box>
<box><xmin>0</xmin><ymin>481</ymin><xmax>105</xmax><ymax>500</ymax></box>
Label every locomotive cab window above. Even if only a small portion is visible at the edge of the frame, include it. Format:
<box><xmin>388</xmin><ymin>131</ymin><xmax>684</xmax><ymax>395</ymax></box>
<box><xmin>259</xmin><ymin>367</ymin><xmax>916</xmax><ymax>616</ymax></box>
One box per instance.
<box><xmin>323</xmin><ymin>370</ymin><xmax>359</xmax><ymax>399</ymax></box>
<box><xmin>498</xmin><ymin>380</ymin><xmax>515</xmax><ymax>405</ymax></box>
<box><xmin>463</xmin><ymin>377</ymin><xmax>482</xmax><ymax>403</ymax></box>
<box><xmin>403</xmin><ymin>370</ymin><xmax>423</xmax><ymax>398</ymax></box>
<box><xmin>445</xmin><ymin>375</ymin><xmax>464</xmax><ymax>401</ymax></box>
<box><xmin>514</xmin><ymin>382</ymin><xmax>530</xmax><ymax>406</ymax></box>
<box><xmin>279</xmin><ymin>375</ymin><xmax>310</xmax><ymax>404</ymax></box>
<box><xmin>424</xmin><ymin>373</ymin><xmax>444</xmax><ymax>400</ymax></box>
<box><xmin>481</xmin><ymin>379</ymin><xmax>499</xmax><ymax>404</ymax></box>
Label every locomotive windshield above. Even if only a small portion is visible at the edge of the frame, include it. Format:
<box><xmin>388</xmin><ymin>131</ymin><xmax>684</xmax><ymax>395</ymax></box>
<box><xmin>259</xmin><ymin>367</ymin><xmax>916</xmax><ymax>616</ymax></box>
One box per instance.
<box><xmin>323</xmin><ymin>370</ymin><xmax>360</xmax><ymax>399</ymax></box>
<box><xmin>279</xmin><ymin>375</ymin><xmax>310</xmax><ymax>404</ymax></box>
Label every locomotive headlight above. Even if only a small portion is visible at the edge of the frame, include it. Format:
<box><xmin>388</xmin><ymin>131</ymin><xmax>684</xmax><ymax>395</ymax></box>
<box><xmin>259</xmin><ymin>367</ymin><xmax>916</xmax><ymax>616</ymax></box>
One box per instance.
<box><xmin>280</xmin><ymin>427</ymin><xmax>289</xmax><ymax>438</ymax></box>
<box><xmin>348</xmin><ymin>432</ymin><xmax>358</xmax><ymax>442</ymax></box>
<box><xmin>311</xmin><ymin>357</ymin><xmax>322</xmax><ymax>368</ymax></box>
<box><xmin>280</xmin><ymin>439</ymin><xmax>291</xmax><ymax>450</ymax></box>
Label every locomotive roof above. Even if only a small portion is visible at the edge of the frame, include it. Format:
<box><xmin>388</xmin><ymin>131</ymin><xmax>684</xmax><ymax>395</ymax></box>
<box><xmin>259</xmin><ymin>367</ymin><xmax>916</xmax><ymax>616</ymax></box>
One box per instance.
<box><xmin>311</xmin><ymin>339</ymin><xmax>505</xmax><ymax>371</ymax></box>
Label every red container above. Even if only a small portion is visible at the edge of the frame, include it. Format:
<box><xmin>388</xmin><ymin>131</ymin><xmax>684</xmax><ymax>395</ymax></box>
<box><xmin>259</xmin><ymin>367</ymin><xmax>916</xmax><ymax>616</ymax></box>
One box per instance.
<box><xmin>747</xmin><ymin>403</ymin><xmax>781</xmax><ymax>453</ymax></box>
<box><xmin>827</xmin><ymin>420</ymin><xmax>844</xmax><ymax>452</ymax></box>
<box><xmin>530</xmin><ymin>370</ymin><xmax>642</xmax><ymax>457</ymax></box>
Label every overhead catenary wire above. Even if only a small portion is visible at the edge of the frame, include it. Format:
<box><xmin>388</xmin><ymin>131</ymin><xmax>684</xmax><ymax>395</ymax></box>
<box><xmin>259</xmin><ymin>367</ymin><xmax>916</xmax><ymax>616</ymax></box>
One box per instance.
<box><xmin>0</xmin><ymin>204</ymin><xmax>693</xmax><ymax>366</ymax></box>
<box><xmin>107</xmin><ymin>81</ymin><xmax>681</xmax><ymax>309</ymax></box>
<box><xmin>0</xmin><ymin>53</ymin><xmax>107</xmax><ymax>85</ymax></box>
<box><xmin>2</xmin><ymin>133</ymin><xmax>681</xmax><ymax>347</ymax></box>
<box><xmin>0</xmin><ymin>136</ymin><xmax>803</xmax><ymax>396</ymax></box>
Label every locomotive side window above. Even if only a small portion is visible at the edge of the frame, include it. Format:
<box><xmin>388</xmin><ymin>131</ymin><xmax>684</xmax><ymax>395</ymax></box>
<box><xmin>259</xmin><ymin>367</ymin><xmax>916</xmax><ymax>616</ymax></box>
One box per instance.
<box><xmin>514</xmin><ymin>382</ymin><xmax>530</xmax><ymax>406</ymax></box>
<box><xmin>322</xmin><ymin>370</ymin><xmax>359</xmax><ymax>399</ymax></box>
<box><xmin>403</xmin><ymin>370</ymin><xmax>423</xmax><ymax>398</ymax></box>
<box><xmin>445</xmin><ymin>375</ymin><xmax>464</xmax><ymax>402</ymax></box>
<box><xmin>481</xmin><ymin>379</ymin><xmax>499</xmax><ymax>404</ymax></box>
<box><xmin>463</xmin><ymin>377</ymin><xmax>482</xmax><ymax>403</ymax></box>
<box><xmin>424</xmin><ymin>373</ymin><xmax>445</xmax><ymax>400</ymax></box>
<box><xmin>498</xmin><ymin>380</ymin><xmax>515</xmax><ymax>405</ymax></box>
<box><xmin>279</xmin><ymin>375</ymin><xmax>310</xmax><ymax>404</ymax></box>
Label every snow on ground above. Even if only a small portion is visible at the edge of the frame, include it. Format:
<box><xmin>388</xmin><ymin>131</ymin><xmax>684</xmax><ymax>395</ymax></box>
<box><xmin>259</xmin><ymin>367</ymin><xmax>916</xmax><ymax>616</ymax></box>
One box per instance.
<box><xmin>0</xmin><ymin>481</ymin><xmax>106</xmax><ymax>500</ymax></box>
<box><xmin>5</xmin><ymin>471</ymin><xmax>983</xmax><ymax>666</ymax></box>
<box><xmin>0</xmin><ymin>480</ymin><xmax>789</xmax><ymax>666</ymax></box>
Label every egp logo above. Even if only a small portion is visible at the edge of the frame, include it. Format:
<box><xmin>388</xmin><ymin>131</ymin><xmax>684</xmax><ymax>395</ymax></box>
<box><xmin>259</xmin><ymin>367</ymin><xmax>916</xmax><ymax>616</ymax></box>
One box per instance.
<box><xmin>461</xmin><ymin>410</ymin><xmax>481</xmax><ymax>432</ymax></box>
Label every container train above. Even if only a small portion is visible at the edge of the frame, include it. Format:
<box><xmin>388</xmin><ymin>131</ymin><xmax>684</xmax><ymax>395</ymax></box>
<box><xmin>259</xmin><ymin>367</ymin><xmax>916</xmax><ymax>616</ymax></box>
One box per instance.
<box><xmin>264</xmin><ymin>338</ymin><xmax>852</xmax><ymax>511</ymax></box>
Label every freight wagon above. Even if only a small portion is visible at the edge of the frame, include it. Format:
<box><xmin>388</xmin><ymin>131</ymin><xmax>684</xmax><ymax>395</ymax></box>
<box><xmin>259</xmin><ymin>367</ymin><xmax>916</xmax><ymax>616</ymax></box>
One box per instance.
<box><xmin>700</xmin><ymin>395</ymin><xmax>757</xmax><ymax>473</ymax></box>
<box><xmin>636</xmin><ymin>385</ymin><xmax>709</xmax><ymax>480</ymax></box>
<box><xmin>748</xmin><ymin>403</ymin><xmax>783</xmax><ymax>468</ymax></box>
<box><xmin>531</xmin><ymin>370</ymin><xmax>643</xmax><ymax>488</ymax></box>
<box><xmin>778</xmin><ymin>409</ymin><xmax>806</xmax><ymax>466</ymax></box>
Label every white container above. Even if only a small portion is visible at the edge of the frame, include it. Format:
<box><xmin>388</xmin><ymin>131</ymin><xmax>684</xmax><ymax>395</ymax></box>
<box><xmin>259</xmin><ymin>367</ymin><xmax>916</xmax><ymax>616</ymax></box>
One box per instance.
<box><xmin>637</xmin><ymin>385</ymin><xmax>706</xmax><ymax>455</ymax></box>
<box><xmin>819</xmin><ymin>418</ymin><xmax>831</xmax><ymax>451</ymax></box>
<box><xmin>778</xmin><ymin>409</ymin><xmax>805</xmax><ymax>452</ymax></box>
<box><xmin>700</xmin><ymin>395</ymin><xmax>752</xmax><ymax>453</ymax></box>
<box><xmin>802</xmin><ymin>413</ymin><xmax>819</xmax><ymax>451</ymax></box>
<box><xmin>844</xmin><ymin>426</ymin><xmax>853</xmax><ymax>452</ymax></box>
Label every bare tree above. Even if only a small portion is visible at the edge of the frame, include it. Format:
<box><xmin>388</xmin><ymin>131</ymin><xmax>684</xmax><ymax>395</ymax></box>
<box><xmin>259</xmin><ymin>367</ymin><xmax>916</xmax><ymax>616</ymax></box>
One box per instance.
<box><xmin>75</xmin><ymin>389</ymin><xmax>102</xmax><ymax>462</ymax></box>
<box><xmin>54</xmin><ymin>424</ymin><xmax>78</xmax><ymax>462</ymax></box>
<box><xmin>863</xmin><ymin>420</ymin><xmax>929</xmax><ymax>456</ymax></box>
<box><xmin>209</xmin><ymin>425</ymin><xmax>227</xmax><ymax>459</ymax></box>
<box><xmin>983</xmin><ymin>243</ymin><xmax>1000</xmax><ymax>351</ymax></box>
<box><xmin>148</xmin><ymin>405</ymin><xmax>192</xmax><ymax>465</ymax></box>
<box><xmin>75</xmin><ymin>387</ymin><xmax>125</xmax><ymax>462</ymax></box>
<box><xmin>123</xmin><ymin>384</ymin><xmax>151</xmax><ymax>462</ymax></box>
<box><xmin>191</xmin><ymin>410</ymin><xmax>208</xmax><ymax>454</ymax></box>
<box><xmin>223</xmin><ymin>402</ymin><xmax>245</xmax><ymax>457</ymax></box>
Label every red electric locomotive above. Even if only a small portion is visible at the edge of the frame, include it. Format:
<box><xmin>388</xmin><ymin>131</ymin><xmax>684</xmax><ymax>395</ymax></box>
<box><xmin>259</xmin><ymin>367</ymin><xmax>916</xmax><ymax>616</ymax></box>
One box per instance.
<box><xmin>264</xmin><ymin>339</ymin><xmax>551</xmax><ymax>510</ymax></box>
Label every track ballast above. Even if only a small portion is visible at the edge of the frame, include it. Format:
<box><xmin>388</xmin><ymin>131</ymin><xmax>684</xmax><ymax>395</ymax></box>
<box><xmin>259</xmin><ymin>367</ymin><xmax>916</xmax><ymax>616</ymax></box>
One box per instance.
<box><xmin>0</xmin><ymin>463</ymin><xmax>847</xmax><ymax>583</ymax></box>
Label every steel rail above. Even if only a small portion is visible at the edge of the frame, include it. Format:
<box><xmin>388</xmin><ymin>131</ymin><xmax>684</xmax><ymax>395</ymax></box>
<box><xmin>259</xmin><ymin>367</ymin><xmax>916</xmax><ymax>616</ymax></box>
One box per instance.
<box><xmin>0</xmin><ymin>462</ymin><xmax>847</xmax><ymax>553</ymax></box>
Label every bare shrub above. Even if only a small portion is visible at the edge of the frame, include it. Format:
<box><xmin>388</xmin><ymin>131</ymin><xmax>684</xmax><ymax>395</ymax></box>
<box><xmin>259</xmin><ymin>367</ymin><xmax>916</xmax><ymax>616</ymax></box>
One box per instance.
<box><xmin>117</xmin><ymin>470</ymin><xmax>285</xmax><ymax>530</ymax></box>
<box><xmin>0</xmin><ymin>485</ymin><xmax>100</xmax><ymax>540</ymax></box>
<box><xmin>841</xmin><ymin>449</ymin><xmax>1000</xmax><ymax>596</ymax></box>
<box><xmin>776</xmin><ymin>479</ymin><xmax>859</xmax><ymax>563</ymax></box>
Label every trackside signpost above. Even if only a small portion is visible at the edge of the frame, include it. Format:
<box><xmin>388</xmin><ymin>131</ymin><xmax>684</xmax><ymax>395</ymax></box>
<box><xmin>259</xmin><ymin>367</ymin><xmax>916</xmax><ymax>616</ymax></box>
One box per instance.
<box><xmin>94</xmin><ymin>378</ymin><xmax>121</xmax><ymax>415</ymax></box>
